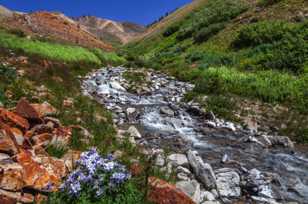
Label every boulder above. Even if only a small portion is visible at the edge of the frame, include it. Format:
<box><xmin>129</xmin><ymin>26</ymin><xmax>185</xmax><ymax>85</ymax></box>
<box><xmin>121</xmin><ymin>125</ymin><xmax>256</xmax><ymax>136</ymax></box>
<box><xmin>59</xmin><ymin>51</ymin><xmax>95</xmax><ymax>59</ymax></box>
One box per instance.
<box><xmin>126</xmin><ymin>107</ymin><xmax>136</xmax><ymax>115</ymax></box>
<box><xmin>176</xmin><ymin>180</ymin><xmax>201</xmax><ymax>204</ymax></box>
<box><xmin>0</xmin><ymin>108</ymin><xmax>29</xmax><ymax>130</ymax></box>
<box><xmin>201</xmin><ymin>191</ymin><xmax>216</xmax><ymax>201</ymax></box>
<box><xmin>0</xmin><ymin>128</ymin><xmax>19</xmax><ymax>155</ymax></box>
<box><xmin>16</xmin><ymin>150</ymin><xmax>62</xmax><ymax>191</ymax></box>
<box><xmin>15</xmin><ymin>98</ymin><xmax>40</xmax><ymax>120</ymax></box>
<box><xmin>148</xmin><ymin>177</ymin><xmax>196</xmax><ymax>204</ymax></box>
<box><xmin>110</xmin><ymin>81</ymin><xmax>126</xmax><ymax>91</ymax></box>
<box><xmin>0</xmin><ymin>162</ymin><xmax>24</xmax><ymax>191</ymax></box>
<box><xmin>167</xmin><ymin>154</ymin><xmax>189</xmax><ymax>167</ymax></box>
<box><xmin>187</xmin><ymin>150</ymin><xmax>216</xmax><ymax>190</ymax></box>
<box><xmin>127</xmin><ymin>126</ymin><xmax>142</xmax><ymax>138</ymax></box>
<box><xmin>215</xmin><ymin>168</ymin><xmax>241</xmax><ymax>198</ymax></box>
<box><xmin>160</xmin><ymin>107</ymin><xmax>175</xmax><ymax>116</ymax></box>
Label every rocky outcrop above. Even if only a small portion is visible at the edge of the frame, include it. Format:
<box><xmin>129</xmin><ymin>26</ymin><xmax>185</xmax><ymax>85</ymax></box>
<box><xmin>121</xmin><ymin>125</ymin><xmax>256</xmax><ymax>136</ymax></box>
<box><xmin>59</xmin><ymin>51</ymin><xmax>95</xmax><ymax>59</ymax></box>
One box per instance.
<box><xmin>75</xmin><ymin>16</ymin><xmax>145</xmax><ymax>44</ymax></box>
<box><xmin>148</xmin><ymin>177</ymin><xmax>196</xmax><ymax>204</ymax></box>
<box><xmin>0</xmin><ymin>98</ymin><xmax>81</xmax><ymax>202</ymax></box>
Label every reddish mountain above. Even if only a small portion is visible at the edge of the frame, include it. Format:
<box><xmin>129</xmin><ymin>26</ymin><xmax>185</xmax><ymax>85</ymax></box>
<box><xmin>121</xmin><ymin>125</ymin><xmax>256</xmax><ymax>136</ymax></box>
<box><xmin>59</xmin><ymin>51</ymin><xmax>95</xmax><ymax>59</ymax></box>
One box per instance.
<box><xmin>0</xmin><ymin>10</ymin><xmax>113</xmax><ymax>51</ymax></box>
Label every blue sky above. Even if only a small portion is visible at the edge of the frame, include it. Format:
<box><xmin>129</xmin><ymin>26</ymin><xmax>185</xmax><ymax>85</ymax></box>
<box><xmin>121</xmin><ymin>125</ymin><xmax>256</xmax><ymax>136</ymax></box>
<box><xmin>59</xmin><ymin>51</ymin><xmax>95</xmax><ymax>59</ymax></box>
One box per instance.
<box><xmin>0</xmin><ymin>0</ymin><xmax>192</xmax><ymax>25</ymax></box>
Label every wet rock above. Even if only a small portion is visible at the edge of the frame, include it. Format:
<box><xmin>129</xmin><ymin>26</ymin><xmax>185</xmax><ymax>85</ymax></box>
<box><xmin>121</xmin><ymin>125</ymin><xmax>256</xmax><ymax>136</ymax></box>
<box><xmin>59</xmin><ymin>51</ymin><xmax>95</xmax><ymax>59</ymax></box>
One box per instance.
<box><xmin>126</xmin><ymin>107</ymin><xmax>136</xmax><ymax>115</ymax></box>
<box><xmin>148</xmin><ymin>177</ymin><xmax>195</xmax><ymax>204</ymax></box>
<box><xmin>110</xmin><ymin>81</ymin><xmax>126</xmax><ymax>91</ymax></box>
<box><xmin>201</xmin><ymin>191</ymin><xmax>216</xmax><ymax>201</ymax></box>
<box><xmin>15</xmin><ymin>98</ymin><xmax>41</xmax><ymax>120</ymax></box>
<box><xmin>251</xmin><ymin>196</ymin><xmax>281</xmax><ymax>204</ymax></box>
<box><xmin>127</xmin><ymin>126</ymin><xmax>142</xmax><ymax>138</ymax></box>
<box><xmin>245</xmin><ymin>169</ymin><xmax>275</xmax><ymax>199</ymax></box>
<box><xmin>160</xmin><ymin>106</ymin><xmax>175</xmax><ymax>116</ymax></box>
<box><xmin>187</xmin><ymin>150</ymin><xmax>216</xmax><ymax>189</ymax></box>
<box><xmin>264</xmin><ymin>135</ymin><xmax>294</xmax><ymax>149</ymax></box>
<box><xmin>0</xmin><ymin>189</ymin><xmax>34</xmax><ymax>204</ymax></box>
<box><xmin>204</xmin><ymin>111</ymin><xmax>216</xmax><ymax>121</ymax></box>
<box><xmin>167</xmin><ymin>153</ymin><xmax>189</xmax><ymax>167</ymax></box>
<box><xmin>201</xmin><ymin>201</ymin><xmax>220</xmax><ymax>204</ymax></box>
<box><xmin>215</xmin><ymin>168</ymin><xmax>241</xmax><ymax>198</ymax></box>
<box><xmin>0</xmin><ymin>108</ymin><xmax>30</xmax><ymax>130</ymax></box>
<box><xmin>176</xmin><ymin>180</ymin><xmax>201</xmax><ymax>204</ymax></box>
<box><xmin>0</xmin><ymin>162</ymin><xmax>24</xmax><ymax>191</ymax></box>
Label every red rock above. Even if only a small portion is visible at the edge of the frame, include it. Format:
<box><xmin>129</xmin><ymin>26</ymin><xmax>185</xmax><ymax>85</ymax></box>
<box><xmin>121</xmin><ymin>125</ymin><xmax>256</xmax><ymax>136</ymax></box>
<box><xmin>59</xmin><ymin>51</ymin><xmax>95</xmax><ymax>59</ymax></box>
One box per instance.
<box><xmin>61</xmin><ymin>150</ymin><xmax>81</xmax><ymax>172</ymax></box>
<box><xmin>0</xmin><ymin>163</ymin><xmax>24</xmax><ymax>191</ymax></box>
<box><xmin>34</xmin><ymin>194</ymin><xmax>48</xmax><ymax>204</ymax></box>
<box><xmin>0</xmin><ymin>189</ymin><xmax>34</xmax><ymax>203</ymax></box>
<box><xmin>0</xmin><ymin>129</ymin><xmax>18</xmax><ymax>155</ymax></box>
<box><xmin>15</xmin><ymin>98</ymin><xmax>41</xmax><ymax>120</ymax></box>
<box><xmin>37</xmin><ymin>155</ymin><xmax>67</xmax><ymax>179</ymax></box>
<box><xmin>0</xmin><ymin>195</ymin><xmax>16</xmax><ymax>204</ymax></box>
<box><xmin>31</xmin><ymin>102</ymin><xmax>57</xmax><ymax>117</ymax></box>
<box><xmin>51</xmin><ymin>127</ymin><xmax>72</xmax><ymax>146</ymax></box>
<box><xmin>16</xmin><ymin>150</ymin><xmax>61</xmax><ymax>191</ymax></box>
<box><xmin>10</xmin><ymin>127</ymin><xmax>24</xmax><ymax>146</ymax></box>
<box><xmin>130</xmin><ymin>162</ymin><xmax>143</xmax><ymax>177</ymax></box>
<box><xmin>32</xmin><ymin>133</ymin><xmax>52</xmax><ymax>147</ymax></box>
<box><xmin>0</xmin><ymin>108</ymin><xmax>30</xmax><ymax>130</ymax></box>
<box><xmin>147</xmin><ymin>177</ymin><xmax>195</xmax><ymax>204</ymax></box>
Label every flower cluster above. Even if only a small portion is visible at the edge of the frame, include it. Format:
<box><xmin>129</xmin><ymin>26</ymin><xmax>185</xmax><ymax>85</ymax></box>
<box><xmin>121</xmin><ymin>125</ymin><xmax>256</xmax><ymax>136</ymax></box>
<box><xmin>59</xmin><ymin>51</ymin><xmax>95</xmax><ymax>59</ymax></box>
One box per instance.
<box><xmin>60</xmin><ymin>148</ymin><xmax>131</xmax><ymax>198</ymax></box>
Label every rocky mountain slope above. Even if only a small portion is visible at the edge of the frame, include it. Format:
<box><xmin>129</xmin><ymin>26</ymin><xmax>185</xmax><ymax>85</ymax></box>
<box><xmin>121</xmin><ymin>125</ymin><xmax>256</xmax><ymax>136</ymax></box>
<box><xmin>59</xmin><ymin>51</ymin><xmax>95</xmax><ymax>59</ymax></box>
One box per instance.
<box><xmin>76</xmin><ymin>16</ymin><xmax>145</xmax><ymax>45</ymax></box>
<box><xmin>0</xmin><ymin>5</ymin><xmax>13</xmax><ymax>19</ymax></box>
<box><xmin>0</xmin><ymin>6</ymin><xmax>113</xmax><ymax>50</ymax></box>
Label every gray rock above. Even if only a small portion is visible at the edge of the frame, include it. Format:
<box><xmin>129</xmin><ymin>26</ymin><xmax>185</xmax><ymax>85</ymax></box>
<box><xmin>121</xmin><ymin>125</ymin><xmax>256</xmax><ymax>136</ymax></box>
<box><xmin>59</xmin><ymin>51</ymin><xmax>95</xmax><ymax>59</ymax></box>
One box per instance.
<box><xmin>176</xmin><ymin>166</ymin><xmax>192</xmax><ymax>175</ymax></box>
<box><xmin>155</xmin><ymin>154</ymin><xmax>165</xmax><ymax>167</ymax></box>
<box><xmin>160</xmin><ymin>106</ymin><xmax>175</xmax><ymax>116</ymax></box>
<box><xmin>167</xmin><ymin>153</ymin><xmax>188</xmax><ymax>167</ymax></box>
<box><xmin>251</xmin><ymin>196</ymin><xmax>281</xmax><ymax>204</ymax></box>
<box><xmin>127</xmin><ymin>126</ymin><xmax>142</xmax><ymax>138</ymax></box>
<box><xmin>246</xmin><ymin>169</ymin><xmax>275</xmax><ymax>199</ymax></box>
<box><xmin>126</xmin><ymin>107</ymin><xmax>136</xmax><ymax>115</ymax></box>
<box><xmin>201</xmin><ymin>201</ymin><xmax>220</xmax><ymax>204</ymax></box>
<box><xmin>187</xmin><ymin>150</ymin><xmax>216</xmax><ymax>189</ymax></box>
<box><xmin>110</xmin><ymin>81</ymin><xmax>126</xmax><ymax>91</ymax></box>
<box><xmin>215</xmin><ymin>168</ymin><xmax>241</xmax><ymax>198</ymax></box>
<box><xmin>201</xmin><ymin>191</ymin><xmax>216</xmax><ymax>201</ymax></box>
<box><xmin>176</xmin><ymin>180</ymin><xmax>201</xmax><ymax>204</ymax></box>
<box><xmin>177</xmin><ymin>172</ymin><xmax>190</xmax><ymax>181</ymax></box>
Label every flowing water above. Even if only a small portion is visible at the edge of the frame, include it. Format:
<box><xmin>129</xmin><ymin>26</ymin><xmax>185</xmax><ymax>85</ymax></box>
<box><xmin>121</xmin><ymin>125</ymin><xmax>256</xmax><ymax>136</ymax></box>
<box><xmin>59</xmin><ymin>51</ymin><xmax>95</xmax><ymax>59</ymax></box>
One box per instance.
<box><xmin>83</xmin><ymin>67</ymin><xmax>308</xmax><ymax>203</ymax></box>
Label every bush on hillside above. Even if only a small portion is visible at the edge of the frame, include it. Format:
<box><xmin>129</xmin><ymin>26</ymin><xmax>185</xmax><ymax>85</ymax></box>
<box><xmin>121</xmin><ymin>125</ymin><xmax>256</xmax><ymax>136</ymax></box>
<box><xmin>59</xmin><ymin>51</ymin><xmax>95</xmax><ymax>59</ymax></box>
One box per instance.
<box><xmin>258</xmin><ymin>0</ymin><xmax>283</xmax><ymax>7</ymax></box>
<box><xmin>186</xmin><ymin>51</ymin><xmax>235</xmax><ymax>68</ymax></box>
<box><xmin>163</xmin><ymin>23</ymin><xmax>181</xmax><ymax>37</ymax></box>
<box><xmin>193</xmin><ymin>23</ymin><xmax>226</xmax><ymax>43</ymax></box>
<box><xmin>232</xmin><ymin>21</ymin><xmax>297</xmax><ymax>48</ymax></box>
<box><xmin>176</xmin><ymin>26</ymin><xmax>194</xmax><ymax>41</ymax></box>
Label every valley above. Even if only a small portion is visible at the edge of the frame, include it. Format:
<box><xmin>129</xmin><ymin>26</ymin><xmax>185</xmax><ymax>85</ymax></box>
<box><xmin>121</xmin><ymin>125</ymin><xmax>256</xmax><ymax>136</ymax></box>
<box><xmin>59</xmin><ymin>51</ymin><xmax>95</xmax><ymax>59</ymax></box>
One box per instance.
<box><xmin>0</xmin><ymin>0</ymin><xmax>307</xmax><ymax>203</ymax></box>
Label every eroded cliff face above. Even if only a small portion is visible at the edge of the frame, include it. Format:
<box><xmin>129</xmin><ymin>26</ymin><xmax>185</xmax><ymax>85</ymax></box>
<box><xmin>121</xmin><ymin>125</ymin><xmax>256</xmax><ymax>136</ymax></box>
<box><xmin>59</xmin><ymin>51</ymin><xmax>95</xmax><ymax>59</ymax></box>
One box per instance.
<box><xmin>75</xmin><ymin>16</ymin><xmax>145</xmax><ymax>44</ymax></box>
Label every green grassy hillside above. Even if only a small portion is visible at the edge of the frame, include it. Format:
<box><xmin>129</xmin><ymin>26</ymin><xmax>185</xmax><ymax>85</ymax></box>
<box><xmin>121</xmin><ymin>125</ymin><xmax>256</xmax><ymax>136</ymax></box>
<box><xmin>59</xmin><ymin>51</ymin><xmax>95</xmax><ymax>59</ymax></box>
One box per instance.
<box><xmin>125</xmin><ymin>0</ymin><xmax>308</xmax><ymax>142</ymax></box>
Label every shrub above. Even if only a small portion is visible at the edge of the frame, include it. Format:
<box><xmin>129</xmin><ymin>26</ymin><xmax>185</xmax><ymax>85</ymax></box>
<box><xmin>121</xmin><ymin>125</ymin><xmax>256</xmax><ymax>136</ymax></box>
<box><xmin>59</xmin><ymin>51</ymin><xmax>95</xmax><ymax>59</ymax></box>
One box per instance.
<box><xmin>232</xmin><ymin>21</ymin><xmax>297</xmax><ymax>49</ymax></box>
<box><xmin>163</xmin><ymin>23</ymin><xmax>181</xmax><ymax>37</ymax></box>
<box><xmin>193</xmin><ymin>23</ymin><xmax>226</xmax><ymax>43</ymax></box>
<box><xmin>176</xmin><ymin>26</ymin><xmax>194</xmax><ymax>41</ymax></box>
<box><xmin>258</xmin><ymin>0</ymin><xmax>283</xmax><ymax>7</ymax></box>
<box><xmin>91</xmin><ymin>48</ymin><xmax>126</xmax><ymax>66</ymax></box>
<box><xmin>186</xmin><ymin>51</ymin><xmax>235</xmax><ymax>68</ymax></box>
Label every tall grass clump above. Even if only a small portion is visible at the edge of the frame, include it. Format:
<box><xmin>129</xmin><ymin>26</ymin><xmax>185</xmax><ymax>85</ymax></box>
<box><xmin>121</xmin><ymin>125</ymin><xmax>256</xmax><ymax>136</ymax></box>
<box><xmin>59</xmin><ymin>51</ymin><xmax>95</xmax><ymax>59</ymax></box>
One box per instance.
<box><xmin>0</xmin><ymin>31</ymin><xmax>101</xmax><ymax>65</ymax></box>
<box><xmin>91</xmin><ymin>48</ymin><xmax>126</xmax><ymax>66</ymax></box>
<box><xmin>194</xmin><ymin>67</ymin><xmax>308</xmax><ymax>111</ymax></box>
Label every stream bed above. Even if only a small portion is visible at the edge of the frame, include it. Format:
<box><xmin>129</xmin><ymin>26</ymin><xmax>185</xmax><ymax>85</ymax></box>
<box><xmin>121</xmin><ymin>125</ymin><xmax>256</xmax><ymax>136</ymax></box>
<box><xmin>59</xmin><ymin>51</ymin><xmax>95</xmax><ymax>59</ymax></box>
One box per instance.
<box><xmin>83</xmin><ymin>67</ymin><xmax>308</xmax><ymax>204</ymax></box>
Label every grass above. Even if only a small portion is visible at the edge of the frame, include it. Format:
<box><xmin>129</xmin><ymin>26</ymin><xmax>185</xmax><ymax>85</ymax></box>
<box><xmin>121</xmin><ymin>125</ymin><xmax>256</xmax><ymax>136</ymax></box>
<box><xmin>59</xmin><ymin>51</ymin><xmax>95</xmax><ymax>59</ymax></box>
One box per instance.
<box><xmin>0</xmin><ymin>30</ymin><xmax>127</xmax><ymax>66</ymax></box>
